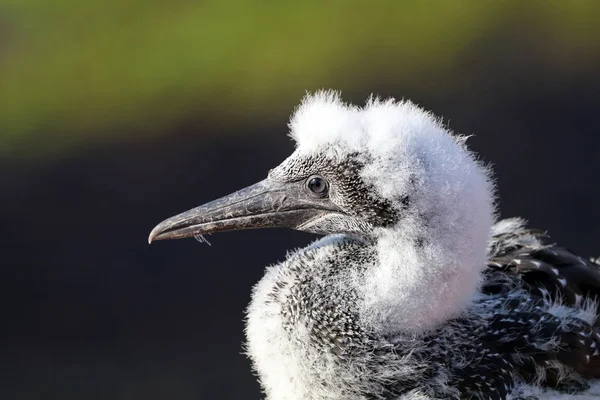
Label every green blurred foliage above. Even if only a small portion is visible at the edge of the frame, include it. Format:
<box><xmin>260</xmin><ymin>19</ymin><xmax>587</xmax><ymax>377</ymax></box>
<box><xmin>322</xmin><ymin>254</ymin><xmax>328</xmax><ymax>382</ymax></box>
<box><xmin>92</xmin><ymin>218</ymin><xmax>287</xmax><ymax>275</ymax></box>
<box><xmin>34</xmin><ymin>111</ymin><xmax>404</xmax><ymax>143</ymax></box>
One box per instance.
<box><xmin>0</xmin><ymin>0</ymin><xmax>598</xmax><ymax>158</ymax></box>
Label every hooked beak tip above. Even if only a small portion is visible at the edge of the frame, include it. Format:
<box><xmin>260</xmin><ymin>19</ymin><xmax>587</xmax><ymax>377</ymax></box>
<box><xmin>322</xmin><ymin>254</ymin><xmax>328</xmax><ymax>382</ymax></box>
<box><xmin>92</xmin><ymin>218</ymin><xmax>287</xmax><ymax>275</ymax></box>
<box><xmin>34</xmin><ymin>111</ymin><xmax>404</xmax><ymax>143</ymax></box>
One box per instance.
<box><xmin>148</xmin><ymin>224</ymin><xmax>165</xmax><ymax>244</ymax></box>
<box><xmin>147</xmin><ymin>231</ymin><xmax>156</xmax><ymax>245</ymax></box>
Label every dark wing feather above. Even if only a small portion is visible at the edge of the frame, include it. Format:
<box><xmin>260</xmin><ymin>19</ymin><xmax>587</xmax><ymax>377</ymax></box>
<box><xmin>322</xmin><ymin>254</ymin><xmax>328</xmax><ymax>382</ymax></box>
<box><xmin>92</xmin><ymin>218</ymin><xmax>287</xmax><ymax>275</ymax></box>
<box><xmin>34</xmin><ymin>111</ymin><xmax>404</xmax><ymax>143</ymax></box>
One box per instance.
<box><xmin>482</xmin><ymin>219</ymin><xmax>600</xmax><ymax>387</ymax></box>
<box><xmin>485</xmin><ymin>219</ymin><xmax>600</xmax><ymax>314</ymax></box>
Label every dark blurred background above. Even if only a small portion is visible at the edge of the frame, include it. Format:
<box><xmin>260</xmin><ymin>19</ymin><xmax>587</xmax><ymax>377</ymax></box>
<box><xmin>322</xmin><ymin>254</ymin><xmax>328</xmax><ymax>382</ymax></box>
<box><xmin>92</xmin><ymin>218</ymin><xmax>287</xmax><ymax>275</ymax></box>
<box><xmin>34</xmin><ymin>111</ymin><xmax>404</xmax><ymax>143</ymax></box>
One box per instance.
<box><xmin>1</xmin><ymin>1</ymin><xmax>599</xmax><ymax>399</ymax></box>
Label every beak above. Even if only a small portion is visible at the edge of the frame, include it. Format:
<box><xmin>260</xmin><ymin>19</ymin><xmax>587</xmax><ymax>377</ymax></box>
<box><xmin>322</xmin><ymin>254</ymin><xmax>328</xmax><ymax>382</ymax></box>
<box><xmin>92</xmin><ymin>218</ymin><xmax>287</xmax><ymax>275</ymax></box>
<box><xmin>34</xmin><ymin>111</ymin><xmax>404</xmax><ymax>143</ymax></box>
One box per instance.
<box><xmin>148</xmin><ymin>178</ymin><xmax>339</xmax><ymax>243</ymax></box>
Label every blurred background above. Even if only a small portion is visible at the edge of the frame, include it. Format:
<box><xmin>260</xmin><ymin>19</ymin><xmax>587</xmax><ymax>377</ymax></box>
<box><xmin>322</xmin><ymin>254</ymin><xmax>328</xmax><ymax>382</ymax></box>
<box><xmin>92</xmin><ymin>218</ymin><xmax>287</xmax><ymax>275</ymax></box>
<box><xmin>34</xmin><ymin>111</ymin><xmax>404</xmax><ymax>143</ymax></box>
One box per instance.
<box><xmin>1</xmin><ymin>1</ymin><xmax>599</xmax><ymax>399</ymax></box>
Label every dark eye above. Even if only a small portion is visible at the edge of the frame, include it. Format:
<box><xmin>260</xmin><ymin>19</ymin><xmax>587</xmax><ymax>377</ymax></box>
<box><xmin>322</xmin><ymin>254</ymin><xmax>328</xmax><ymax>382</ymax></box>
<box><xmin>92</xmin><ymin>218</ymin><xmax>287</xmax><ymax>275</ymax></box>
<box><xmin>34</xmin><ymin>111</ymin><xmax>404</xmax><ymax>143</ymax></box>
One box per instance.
<box><xmin>306</xmin><ymin>175</ymin><xmax>329</xmax><ymax>196</ymax></box>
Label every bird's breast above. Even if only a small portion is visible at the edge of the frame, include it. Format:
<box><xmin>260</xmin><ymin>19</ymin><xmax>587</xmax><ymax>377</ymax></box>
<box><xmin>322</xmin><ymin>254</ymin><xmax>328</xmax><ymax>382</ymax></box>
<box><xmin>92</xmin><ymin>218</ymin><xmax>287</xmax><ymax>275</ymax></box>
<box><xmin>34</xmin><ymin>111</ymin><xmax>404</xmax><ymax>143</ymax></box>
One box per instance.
<box><xmin>244</xmin><ymin>237</ymin><xmax>374</xmax><ymax>399</ymax></box>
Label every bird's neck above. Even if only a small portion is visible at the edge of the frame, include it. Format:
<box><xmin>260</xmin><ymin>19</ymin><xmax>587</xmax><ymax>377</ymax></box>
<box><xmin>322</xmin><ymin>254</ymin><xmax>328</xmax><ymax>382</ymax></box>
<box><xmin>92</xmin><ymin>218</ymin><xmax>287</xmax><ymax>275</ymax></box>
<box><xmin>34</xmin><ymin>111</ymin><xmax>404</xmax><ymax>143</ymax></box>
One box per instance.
<box><xmin>357</xmin><ymin>218</ymin><xmax>491</xmax><ymax>334</ymax></box>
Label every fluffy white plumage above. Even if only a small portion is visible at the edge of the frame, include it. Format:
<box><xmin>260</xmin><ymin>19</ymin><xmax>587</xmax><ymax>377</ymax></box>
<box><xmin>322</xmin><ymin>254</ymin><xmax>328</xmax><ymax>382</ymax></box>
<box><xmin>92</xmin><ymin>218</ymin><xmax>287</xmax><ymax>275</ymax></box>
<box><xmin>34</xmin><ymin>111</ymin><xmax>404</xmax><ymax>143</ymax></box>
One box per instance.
<box><xmin>288</xmin><ymin>90</ymin><xmax>495</xmax><ymax>332</ymax></box>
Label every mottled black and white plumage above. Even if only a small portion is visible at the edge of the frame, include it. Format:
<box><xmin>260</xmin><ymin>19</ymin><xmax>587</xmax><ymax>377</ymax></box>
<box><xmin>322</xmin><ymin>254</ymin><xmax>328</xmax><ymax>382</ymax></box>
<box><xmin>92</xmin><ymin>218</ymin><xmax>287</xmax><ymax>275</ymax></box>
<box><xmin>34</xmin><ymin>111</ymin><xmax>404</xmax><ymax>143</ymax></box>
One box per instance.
<box><xmin>149</xmin><ymin>91</ymin><xmax>600</xmax><ymax>399</ymax></box>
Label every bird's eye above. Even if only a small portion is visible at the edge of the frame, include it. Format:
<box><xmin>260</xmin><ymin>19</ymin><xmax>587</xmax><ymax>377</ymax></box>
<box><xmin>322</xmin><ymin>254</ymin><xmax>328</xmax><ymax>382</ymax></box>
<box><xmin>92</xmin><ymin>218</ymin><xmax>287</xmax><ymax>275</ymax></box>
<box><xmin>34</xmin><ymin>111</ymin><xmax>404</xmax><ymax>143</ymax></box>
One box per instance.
<box><xmin>306</xmin><ymin>175</ymin><xmax>329</xmax><ymax>196</ymax></box>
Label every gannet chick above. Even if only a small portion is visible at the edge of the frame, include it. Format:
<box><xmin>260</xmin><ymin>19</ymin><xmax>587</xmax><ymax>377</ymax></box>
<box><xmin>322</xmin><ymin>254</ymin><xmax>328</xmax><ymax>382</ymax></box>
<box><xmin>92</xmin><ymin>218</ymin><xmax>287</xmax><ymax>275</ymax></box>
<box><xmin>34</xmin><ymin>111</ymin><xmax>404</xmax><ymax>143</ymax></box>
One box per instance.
<box><xmin>149</xmin><ymin>91</ymin><xmax>600</xmax><ymax>399</ymax></box>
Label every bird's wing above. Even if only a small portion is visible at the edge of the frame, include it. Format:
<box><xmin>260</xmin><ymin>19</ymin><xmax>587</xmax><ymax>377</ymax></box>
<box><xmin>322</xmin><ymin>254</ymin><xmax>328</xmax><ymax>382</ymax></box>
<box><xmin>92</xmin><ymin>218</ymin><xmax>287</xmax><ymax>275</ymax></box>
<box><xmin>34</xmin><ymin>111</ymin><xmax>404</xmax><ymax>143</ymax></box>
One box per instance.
<box><xmin>480</xmin><ymin>218</ymin><xmax>600</xmax><ymax>389</ymax></box>
<box><xmin>484</xmin><ymin>218</ymin><xmax>600</xmax><ymax>312</ymax></box>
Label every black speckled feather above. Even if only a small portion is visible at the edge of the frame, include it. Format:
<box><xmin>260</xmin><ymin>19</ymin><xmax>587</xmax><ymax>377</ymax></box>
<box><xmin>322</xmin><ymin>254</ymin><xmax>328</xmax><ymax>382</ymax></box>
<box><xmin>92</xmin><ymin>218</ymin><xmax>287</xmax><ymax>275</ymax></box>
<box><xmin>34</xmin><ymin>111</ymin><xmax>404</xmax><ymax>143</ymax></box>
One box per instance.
<box><xmin>463</xmin><ymin>225</ymin><xmax>600</xmax><ymax>398</ymax></box>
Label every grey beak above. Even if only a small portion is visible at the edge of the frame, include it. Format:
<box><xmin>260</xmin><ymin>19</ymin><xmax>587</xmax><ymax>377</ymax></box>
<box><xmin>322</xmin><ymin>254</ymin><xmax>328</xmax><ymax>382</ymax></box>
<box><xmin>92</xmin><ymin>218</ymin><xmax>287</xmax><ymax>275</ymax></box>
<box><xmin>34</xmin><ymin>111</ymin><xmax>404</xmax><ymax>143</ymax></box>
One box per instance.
<box><xmin>148</xmin><ymin>178</ymin><xmax>338</xmax><ymax>243</ymax></box>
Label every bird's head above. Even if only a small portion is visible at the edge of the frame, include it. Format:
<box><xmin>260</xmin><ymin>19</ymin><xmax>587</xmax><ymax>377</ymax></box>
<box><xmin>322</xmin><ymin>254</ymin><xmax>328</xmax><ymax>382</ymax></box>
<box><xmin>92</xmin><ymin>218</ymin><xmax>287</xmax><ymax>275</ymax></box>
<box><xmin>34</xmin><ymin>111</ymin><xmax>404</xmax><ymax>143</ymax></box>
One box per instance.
<box><xmin>149</xmin><ymin>91</ymin><xmax>494</xmax><ymax>250</ymax></box>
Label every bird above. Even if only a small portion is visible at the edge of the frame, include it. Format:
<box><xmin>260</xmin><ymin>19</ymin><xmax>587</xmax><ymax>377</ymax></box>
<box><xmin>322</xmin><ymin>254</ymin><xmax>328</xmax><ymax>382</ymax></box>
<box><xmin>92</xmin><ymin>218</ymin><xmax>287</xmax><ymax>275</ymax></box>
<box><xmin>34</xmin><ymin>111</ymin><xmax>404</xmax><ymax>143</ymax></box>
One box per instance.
<box><xmin>148</xmin><ymin>90</ymin><xmax>600</xmax><ymax>399</ymax></box>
